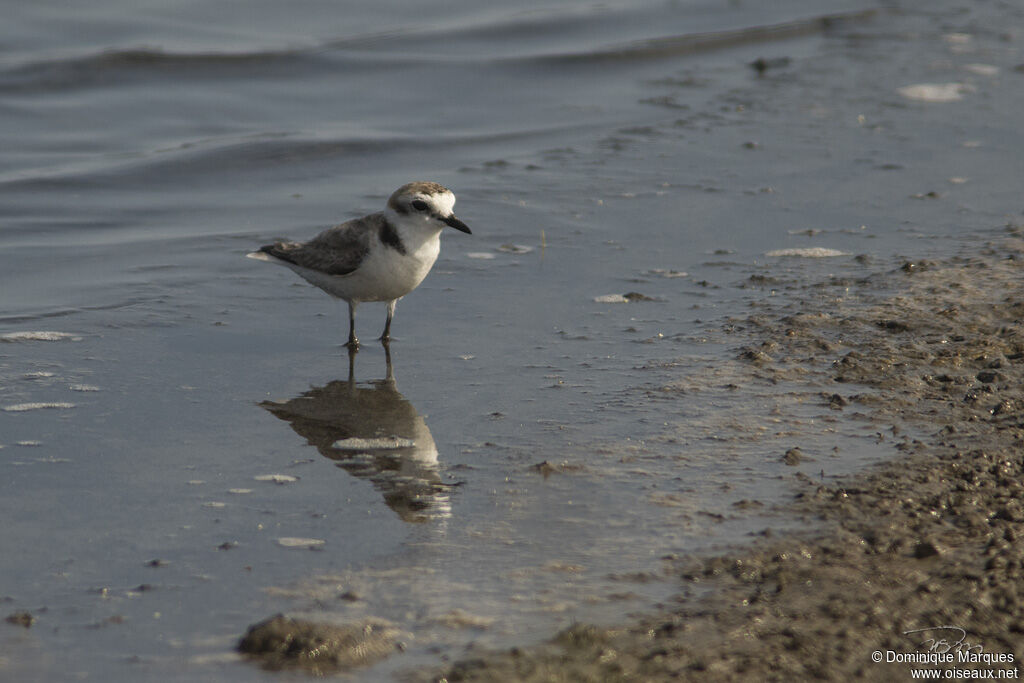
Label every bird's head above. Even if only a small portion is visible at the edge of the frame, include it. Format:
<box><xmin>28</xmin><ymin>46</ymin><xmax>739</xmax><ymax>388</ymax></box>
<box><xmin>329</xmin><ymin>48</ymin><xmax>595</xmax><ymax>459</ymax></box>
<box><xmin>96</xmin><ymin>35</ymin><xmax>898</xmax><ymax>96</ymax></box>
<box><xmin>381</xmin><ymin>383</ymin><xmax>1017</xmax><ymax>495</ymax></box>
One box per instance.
<box><xmin>387</xmin><ymin>182</ymin><xmax>471</xmax><ymax>234</ymax></box>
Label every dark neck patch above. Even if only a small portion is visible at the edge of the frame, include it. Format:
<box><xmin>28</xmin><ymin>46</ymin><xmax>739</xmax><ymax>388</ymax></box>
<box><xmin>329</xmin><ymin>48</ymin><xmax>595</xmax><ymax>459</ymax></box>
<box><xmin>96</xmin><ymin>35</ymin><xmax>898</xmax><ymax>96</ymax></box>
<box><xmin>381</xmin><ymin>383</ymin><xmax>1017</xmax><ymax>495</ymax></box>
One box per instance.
<box><xmin>379</xmin><ymin>219</ymin><xmax>407</xmax><ymax>254</ymax></box>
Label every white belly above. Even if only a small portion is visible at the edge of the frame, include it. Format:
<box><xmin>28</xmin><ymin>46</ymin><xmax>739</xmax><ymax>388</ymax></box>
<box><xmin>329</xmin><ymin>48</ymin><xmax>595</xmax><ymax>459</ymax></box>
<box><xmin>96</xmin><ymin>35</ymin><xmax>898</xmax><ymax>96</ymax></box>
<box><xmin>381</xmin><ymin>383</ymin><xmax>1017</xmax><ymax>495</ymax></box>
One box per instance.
<box><xmin>286</xmin><ymin>237</ymin><xmax>440</xmax><ymax>303</ymax></box>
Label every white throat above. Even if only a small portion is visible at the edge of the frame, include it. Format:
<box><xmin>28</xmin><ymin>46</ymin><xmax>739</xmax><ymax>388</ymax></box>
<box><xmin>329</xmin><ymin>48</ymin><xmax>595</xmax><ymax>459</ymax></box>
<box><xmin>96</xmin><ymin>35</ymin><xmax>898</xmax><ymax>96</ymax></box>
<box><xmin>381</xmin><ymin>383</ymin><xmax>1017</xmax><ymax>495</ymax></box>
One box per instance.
<box><xmin>385</xmin><ymin>208</ymin><xmax>443</xmax><ymax>242</ymax></box>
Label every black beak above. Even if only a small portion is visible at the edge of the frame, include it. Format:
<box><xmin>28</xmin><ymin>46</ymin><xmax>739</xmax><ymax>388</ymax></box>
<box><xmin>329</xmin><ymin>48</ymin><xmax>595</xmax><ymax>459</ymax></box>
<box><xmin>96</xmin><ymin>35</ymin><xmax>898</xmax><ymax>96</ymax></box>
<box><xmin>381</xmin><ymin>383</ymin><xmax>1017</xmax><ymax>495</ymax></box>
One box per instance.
<box><xmin>443</xmin><ymin>214</ymin><xmax>472</xmax><ymax>234</ymax></box>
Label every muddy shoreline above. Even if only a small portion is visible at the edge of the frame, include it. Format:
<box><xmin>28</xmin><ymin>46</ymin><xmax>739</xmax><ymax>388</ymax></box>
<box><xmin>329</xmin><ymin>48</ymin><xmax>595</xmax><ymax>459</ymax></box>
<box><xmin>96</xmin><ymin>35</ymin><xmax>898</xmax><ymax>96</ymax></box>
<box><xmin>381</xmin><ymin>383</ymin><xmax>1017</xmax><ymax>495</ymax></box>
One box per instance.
<box><xmin>416</xmin><ymin>234</ymin><xmax>1024</xmax><ymax>681</ymax></box>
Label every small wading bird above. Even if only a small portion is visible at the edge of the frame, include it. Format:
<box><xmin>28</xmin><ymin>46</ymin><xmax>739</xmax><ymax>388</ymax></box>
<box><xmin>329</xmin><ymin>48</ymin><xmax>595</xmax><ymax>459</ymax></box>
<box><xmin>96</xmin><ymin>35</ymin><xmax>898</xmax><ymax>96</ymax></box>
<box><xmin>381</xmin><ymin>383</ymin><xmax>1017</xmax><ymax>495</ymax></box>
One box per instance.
<box><xmin>248</xmin><ymin>182</ymin><xmax>471</xmax><ymax>348</ymax></box>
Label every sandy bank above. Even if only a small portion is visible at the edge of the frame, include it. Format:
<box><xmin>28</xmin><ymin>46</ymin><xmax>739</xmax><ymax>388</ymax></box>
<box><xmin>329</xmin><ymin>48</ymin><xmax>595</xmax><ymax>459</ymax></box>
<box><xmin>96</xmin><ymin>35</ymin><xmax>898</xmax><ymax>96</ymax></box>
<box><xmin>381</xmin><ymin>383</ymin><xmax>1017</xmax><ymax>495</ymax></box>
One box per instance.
<box><xmin>428</xmin><ymin>233</ymin><xmax>1024</xmax><ymax>681</ymax></box>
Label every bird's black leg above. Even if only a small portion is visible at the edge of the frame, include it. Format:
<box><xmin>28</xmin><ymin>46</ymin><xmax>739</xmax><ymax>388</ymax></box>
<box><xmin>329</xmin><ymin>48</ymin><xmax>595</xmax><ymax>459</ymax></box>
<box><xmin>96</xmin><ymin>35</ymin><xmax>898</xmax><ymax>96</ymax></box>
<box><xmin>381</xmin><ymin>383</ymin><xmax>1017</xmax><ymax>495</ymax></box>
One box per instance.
<box><xmin>345</xmin><ymin>301</ymin><xmax>359</xmax><ymax>349</ymax></box>
<box><xmin>380</xmin><ymin>300</ymin><xmax>396</xmax><ymax>343</ymax></box>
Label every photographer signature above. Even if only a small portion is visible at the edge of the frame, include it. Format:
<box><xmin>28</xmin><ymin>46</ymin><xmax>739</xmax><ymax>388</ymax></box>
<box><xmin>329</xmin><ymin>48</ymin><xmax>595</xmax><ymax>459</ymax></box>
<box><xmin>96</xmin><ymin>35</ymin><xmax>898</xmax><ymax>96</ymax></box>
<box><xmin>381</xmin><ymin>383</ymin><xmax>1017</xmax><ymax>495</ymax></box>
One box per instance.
<box><xmin>903</xmin><ymin>626</ymin><xmax>984</xmax><ymax>655</ymax></box>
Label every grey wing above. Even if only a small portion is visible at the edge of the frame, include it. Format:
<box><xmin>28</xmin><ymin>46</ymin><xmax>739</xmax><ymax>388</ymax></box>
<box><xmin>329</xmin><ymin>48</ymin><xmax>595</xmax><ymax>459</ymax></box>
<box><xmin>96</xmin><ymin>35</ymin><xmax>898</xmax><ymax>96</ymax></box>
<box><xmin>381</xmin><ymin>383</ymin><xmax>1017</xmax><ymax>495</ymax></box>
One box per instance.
<box><xmin>259</xmin><ymin>214</ymin><xmax>381</xmax><ymax>276</ymax></box>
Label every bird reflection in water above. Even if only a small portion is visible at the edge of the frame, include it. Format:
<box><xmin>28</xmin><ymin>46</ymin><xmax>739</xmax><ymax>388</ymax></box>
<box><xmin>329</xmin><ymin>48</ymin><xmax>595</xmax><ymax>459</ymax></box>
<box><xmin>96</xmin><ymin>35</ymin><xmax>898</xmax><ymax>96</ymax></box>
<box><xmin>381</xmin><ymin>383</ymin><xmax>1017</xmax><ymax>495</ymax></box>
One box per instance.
<box><xmin>260</xmin><ymin>346</ymin><xmax>452</xmax><ymax>522</ymax></box>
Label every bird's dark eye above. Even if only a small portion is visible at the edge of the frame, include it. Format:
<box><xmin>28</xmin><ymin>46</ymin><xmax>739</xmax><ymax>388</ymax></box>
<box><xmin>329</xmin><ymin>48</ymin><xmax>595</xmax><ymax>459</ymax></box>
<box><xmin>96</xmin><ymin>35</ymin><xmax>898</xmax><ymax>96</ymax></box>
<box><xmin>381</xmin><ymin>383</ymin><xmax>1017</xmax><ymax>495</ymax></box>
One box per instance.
<box><xmin>411</xmin><ymin>199</ymin><xmax>428</xmax><ymax>211</ymax></box>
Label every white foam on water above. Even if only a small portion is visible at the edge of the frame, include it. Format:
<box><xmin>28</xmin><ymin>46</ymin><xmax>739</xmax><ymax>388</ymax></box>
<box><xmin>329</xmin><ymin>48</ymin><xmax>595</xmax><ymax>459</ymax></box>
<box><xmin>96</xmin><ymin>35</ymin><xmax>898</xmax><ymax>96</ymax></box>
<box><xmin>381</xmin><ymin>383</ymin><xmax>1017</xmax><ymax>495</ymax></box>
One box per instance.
<box><xmin>963</xmin><ymin>63</ymin><xmax>998</xmax><ymax>76</ymax></box>
<box><xmin>594</xmin><ymin>294</ymin><xmax>629</xmax><ymax>303</ymax></box>
<box><xmin>897</xmin><ymin>83</ymin><xmax>968</xmax><ymax>102</ymax></box>
<box><xmin>276</xmin><ymin>537</ymin><xmax>325</xmax><ymax>548</ymax></box>
<box><xmin>254</xmin><ymin>473</ymin><xmax>299</xmax><ymax>483</ymax></box>
<box><xmin>0</xmin><ymin>331</ymin><xmax>80</xmax><ymax>342</ymax></box>
<box><xmin>3</xmin><ymin>402</ymin><xmax>76</xmax><ymax>412</ymax></box>
<box><xmin>645</xmin><ymin>269</ymin><xmax>688</xmax><ymax>278</ymax></box>
<box><xmin>765</xmin><ymin>248</ymin><xmax>847</xmax><ymax>258</ymax></box>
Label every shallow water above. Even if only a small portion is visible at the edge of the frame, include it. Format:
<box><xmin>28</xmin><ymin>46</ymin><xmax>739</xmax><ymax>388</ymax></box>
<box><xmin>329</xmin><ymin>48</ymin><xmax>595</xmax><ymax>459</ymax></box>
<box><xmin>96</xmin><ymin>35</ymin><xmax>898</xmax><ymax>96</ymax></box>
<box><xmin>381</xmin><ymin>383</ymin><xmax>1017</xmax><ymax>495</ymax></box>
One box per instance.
<box><xmin>2</xmin><ymin>0</ymin><xmax>1023</xmax><ymax>679</ymax></box>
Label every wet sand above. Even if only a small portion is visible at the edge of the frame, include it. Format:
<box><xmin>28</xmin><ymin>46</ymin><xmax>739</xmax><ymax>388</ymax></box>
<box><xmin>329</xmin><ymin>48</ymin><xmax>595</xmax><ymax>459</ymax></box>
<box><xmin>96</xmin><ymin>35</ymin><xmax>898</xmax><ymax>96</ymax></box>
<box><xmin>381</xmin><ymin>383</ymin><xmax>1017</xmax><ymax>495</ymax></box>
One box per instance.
<box><xmin>423</xmin><ymin>235</ymin><xmax>1024</xmax><ymax>680</ymax></box>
